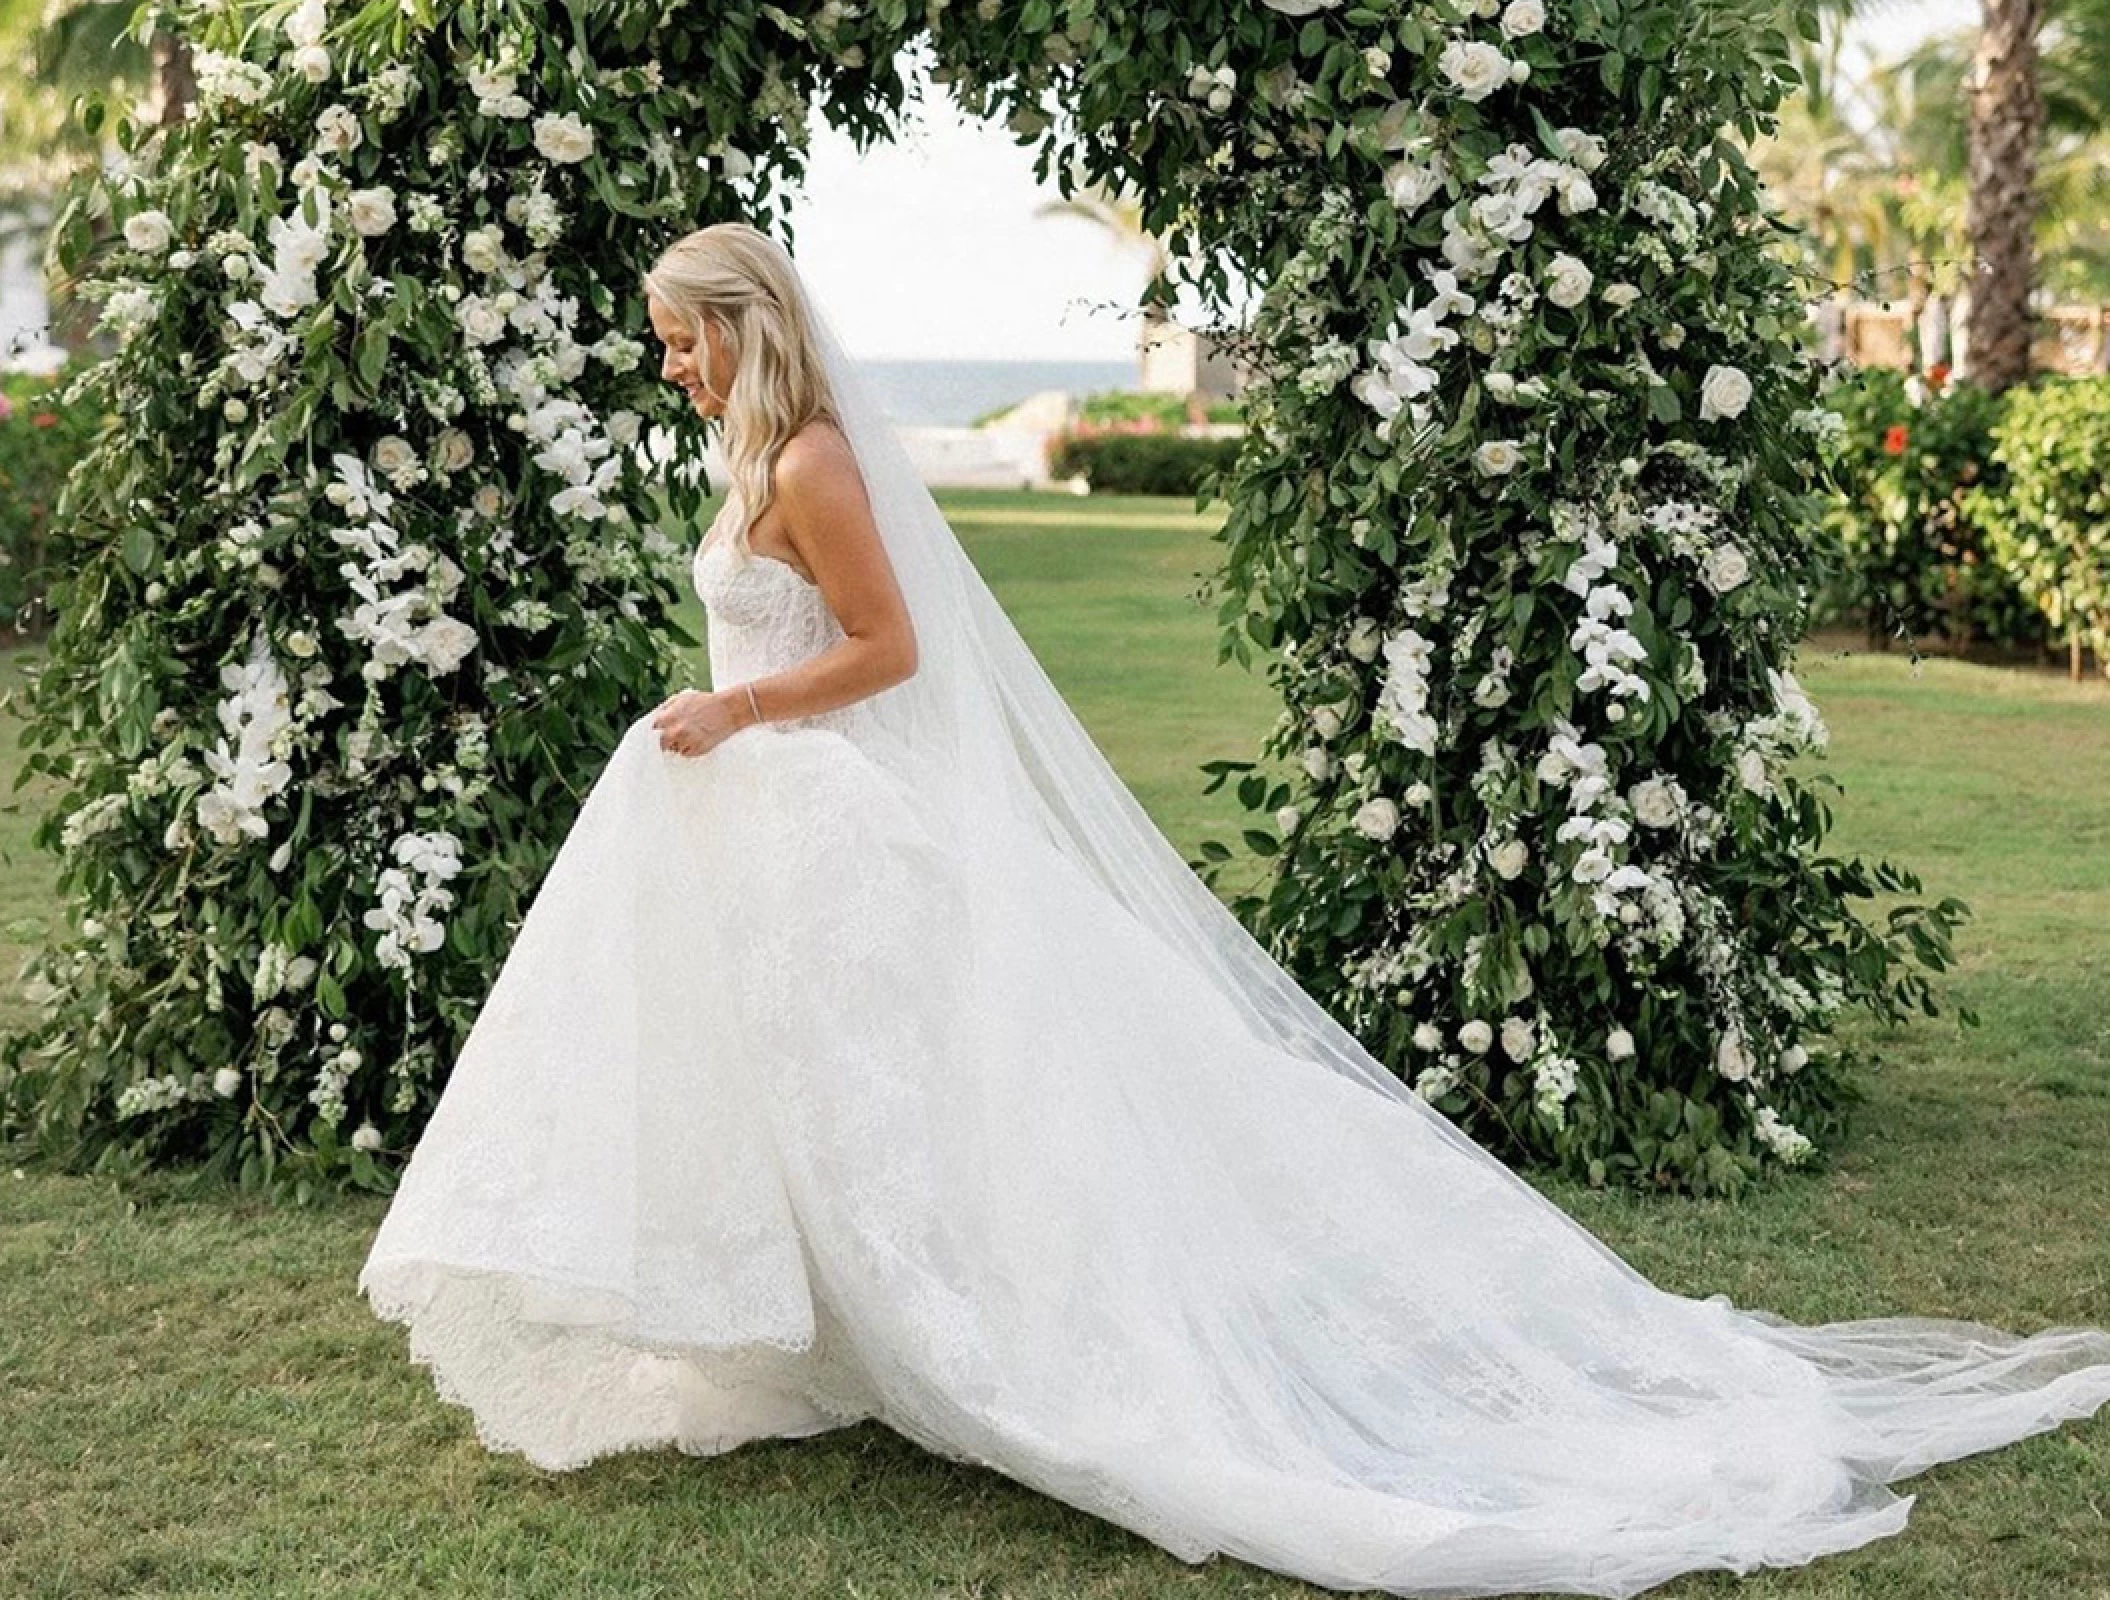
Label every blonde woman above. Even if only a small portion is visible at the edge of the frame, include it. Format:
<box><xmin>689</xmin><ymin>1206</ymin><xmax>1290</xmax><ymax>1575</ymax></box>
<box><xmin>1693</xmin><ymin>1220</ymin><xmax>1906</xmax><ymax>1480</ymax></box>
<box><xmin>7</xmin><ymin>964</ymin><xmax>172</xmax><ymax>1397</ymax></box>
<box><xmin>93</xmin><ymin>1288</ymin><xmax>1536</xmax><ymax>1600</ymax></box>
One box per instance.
<box><xmin>360</xmin><ymin>222</ymin><xmax>2110</xmax><ymax>1600</ymax></box>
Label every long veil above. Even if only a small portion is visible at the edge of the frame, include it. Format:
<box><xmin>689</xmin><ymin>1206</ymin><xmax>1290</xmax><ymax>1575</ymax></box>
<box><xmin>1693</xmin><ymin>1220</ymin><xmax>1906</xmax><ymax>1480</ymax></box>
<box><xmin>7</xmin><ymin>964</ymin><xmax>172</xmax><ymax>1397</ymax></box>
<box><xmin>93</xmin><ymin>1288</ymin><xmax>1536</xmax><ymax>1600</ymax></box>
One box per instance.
<box><xmin>772</xmin><ymin>240</ymin><xmax>2110</xmax><ymax>1501</ymax></box>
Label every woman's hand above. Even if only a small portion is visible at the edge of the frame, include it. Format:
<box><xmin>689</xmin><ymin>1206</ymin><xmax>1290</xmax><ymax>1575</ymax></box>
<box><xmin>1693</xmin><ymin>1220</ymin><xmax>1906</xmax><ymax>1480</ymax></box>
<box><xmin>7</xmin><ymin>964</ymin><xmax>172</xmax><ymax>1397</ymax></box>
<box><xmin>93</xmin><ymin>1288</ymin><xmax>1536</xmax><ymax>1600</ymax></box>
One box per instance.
<box><xmin>651</xmin><ymin>688</ymin><xmax>752</xmax><ymax>758</ymax></box>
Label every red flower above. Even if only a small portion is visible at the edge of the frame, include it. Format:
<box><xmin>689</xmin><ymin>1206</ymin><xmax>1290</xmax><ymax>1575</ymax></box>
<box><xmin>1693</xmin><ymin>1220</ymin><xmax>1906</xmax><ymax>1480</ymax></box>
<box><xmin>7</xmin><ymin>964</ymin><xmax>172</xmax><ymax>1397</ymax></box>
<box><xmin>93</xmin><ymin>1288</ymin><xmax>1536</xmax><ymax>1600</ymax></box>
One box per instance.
<box><xmin>1882</xmin><ymin>424</ymin><xmax>1909</xmax><ymax>456</ymax></box>
<box><xmin>31</xmin><ymin>412</ymin><xmax>58</xmax><ymax>429</ymax></box>
<box><xmin>1927</xmin><ymin>361</ymin><xmax>1951</xmax><ymax>390</ymax></box>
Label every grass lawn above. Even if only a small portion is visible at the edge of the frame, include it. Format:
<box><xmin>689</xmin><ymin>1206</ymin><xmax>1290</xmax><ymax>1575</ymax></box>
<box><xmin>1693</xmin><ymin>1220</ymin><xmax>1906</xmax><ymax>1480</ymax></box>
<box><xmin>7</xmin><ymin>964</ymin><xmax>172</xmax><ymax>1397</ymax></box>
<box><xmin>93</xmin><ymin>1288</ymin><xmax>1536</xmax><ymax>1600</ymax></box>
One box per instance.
<box><xmin>1</xmin><ymin>491</ymin><xmax>2105</xmax><ymax>1599</ymax></box>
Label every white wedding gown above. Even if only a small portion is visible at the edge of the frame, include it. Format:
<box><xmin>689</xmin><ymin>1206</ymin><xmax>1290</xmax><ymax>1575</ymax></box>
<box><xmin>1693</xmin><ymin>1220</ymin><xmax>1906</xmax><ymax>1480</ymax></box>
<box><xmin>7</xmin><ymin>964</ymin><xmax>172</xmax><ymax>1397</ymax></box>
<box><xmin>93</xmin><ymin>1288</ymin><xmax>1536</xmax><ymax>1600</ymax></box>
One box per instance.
<box><xmin>359</xmin><ymin>500</ymin><xmax>2110</xmax><ymax>1600</ymax></box>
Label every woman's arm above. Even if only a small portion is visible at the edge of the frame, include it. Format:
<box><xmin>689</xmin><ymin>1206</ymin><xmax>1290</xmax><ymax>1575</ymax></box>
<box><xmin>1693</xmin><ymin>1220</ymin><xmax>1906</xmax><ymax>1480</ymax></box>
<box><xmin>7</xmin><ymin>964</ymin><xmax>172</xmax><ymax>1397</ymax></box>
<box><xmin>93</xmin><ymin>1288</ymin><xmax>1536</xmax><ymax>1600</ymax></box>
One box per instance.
<box><xmin>653</xmin><ymin>426</ymin><xmax>918</xmax><ymax>757</ymax></box>
<box><xmin>736</xmin><ymin>426</ymin><xmax>919</xmax><ymax>723</ymax></box>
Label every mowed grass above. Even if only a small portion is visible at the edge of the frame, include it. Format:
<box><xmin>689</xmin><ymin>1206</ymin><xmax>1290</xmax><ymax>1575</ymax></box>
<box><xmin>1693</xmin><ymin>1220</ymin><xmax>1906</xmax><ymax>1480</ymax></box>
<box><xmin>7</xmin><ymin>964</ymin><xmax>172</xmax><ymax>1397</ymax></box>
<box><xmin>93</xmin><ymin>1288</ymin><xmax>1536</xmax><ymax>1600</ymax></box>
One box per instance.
<box><xmin>1</xmin><ymin>491</ymin><xmax>2106</xmax><ymax>1600</ymax></box>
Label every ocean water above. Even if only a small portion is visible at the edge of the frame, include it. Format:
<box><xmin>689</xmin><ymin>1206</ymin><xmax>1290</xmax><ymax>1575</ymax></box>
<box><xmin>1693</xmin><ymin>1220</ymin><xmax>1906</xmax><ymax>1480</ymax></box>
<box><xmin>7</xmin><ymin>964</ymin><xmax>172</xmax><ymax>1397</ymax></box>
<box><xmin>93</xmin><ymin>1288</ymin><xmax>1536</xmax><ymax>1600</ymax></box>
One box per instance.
<box><xmin>857</xmin><ymin>358</ymin><xmax>1138</xmax><ymax>427</ymax></box>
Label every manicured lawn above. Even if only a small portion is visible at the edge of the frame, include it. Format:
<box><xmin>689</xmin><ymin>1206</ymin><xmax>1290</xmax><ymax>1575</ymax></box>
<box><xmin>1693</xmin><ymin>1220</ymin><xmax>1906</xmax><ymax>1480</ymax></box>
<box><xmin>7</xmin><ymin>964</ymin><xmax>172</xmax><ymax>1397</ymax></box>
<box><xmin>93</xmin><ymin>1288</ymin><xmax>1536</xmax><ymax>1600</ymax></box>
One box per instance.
<box><xmin>1</xmin><ymin>492</ymin><xmax>2104</xmax><ymax>1599</ymax></box>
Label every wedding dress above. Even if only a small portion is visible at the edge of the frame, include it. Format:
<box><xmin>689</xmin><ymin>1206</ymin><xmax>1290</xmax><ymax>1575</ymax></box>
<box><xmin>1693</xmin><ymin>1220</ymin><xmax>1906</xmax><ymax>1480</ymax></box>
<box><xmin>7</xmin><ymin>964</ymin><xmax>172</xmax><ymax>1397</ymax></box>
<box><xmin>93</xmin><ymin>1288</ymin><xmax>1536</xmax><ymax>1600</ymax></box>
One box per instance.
<box><xmin>359</xmin><ymin>254</ymin><xmax>2110</xmax><ymax>1600</ymax></box>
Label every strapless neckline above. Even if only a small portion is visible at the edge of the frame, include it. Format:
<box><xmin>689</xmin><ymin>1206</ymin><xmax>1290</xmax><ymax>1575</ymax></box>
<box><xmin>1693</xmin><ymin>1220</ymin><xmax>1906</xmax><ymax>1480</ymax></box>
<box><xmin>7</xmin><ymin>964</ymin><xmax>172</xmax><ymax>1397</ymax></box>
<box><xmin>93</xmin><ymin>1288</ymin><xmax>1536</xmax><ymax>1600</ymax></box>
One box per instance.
<box><xmin>698</xmin><ymin>499</ymin><xmax>819</xmax><ymax>590</ymax></box>
<box><xmin>699</xmin><ymin>536</ymin><xmax>819</xmax><ymax>590</ymax></box>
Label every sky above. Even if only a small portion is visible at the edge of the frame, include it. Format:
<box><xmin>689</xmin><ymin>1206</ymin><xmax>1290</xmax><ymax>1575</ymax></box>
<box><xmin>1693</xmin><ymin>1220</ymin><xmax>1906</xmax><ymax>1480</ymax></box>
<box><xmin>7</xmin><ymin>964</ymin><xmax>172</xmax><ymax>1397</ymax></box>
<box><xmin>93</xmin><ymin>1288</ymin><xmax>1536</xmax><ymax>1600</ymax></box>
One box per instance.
<box><xmin>786</xmin><ymin>1</ymin><xmax>1985</xmax><ymax>365</ymax></box>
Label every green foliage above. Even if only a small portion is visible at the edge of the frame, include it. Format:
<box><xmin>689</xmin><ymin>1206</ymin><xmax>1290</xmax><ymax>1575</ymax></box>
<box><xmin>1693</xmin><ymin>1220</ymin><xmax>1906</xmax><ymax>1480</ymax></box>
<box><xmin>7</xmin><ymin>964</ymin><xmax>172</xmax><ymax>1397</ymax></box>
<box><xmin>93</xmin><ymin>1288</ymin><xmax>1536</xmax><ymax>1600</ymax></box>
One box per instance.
<box><xmin>1075</xmin><ymin>390</ymin><xmax>1191</xmax><ymax>427</ymax></box>
<box><xmin>0</xmin><ymin>374</ymin><xmax>101</xmax><ymax>636</ymax></box>
<box><xmin>1048</xmin><ymin>431</ymin><xmax>1241</xmax><ymax>495</ymax></box>
<box><xmin>1814</xmin><ymin>366</ymin><xmax>2043</xmax><ymax>650</ymax></box>
<box><xmin>1965</xmin><ymin>375</ymin><xmax>2110</xmax><ymax>672</ymax></box>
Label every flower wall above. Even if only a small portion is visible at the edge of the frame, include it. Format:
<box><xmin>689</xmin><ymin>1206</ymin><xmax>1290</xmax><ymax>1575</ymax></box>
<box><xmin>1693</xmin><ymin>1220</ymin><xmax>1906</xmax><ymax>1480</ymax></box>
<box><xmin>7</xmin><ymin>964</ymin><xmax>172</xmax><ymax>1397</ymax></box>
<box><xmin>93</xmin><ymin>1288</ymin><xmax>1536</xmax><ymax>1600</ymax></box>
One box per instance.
<box><xmin>2</xmin><ymin>0</ymin><xmax>1965</xmax><ymax>1198</ymax></box>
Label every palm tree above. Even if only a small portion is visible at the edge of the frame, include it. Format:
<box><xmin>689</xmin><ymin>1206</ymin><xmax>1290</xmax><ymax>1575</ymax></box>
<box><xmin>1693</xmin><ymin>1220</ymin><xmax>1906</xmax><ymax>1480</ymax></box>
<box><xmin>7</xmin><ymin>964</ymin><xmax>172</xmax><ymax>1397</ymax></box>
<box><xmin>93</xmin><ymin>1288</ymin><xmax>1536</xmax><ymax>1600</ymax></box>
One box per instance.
<box><xmin>1032</xmin><ymin>178</ymin><xmax>1178</xmax><ymax>372</ymax></box>
<box><xmin>1967</xmin><ymin>0</ymin><xmax>2045</xmax><ymax>391</ymax></box>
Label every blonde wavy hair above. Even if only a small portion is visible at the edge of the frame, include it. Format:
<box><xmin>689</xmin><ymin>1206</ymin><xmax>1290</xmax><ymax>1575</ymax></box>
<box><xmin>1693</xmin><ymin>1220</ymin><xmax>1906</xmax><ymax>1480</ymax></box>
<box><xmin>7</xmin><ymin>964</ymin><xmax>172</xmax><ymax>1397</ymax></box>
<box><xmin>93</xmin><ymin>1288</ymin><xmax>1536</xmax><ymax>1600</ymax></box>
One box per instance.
<box><xmin>642</xmin><ymin>222</ymin><xmax>842</xmax><ymax>557</ymax></box>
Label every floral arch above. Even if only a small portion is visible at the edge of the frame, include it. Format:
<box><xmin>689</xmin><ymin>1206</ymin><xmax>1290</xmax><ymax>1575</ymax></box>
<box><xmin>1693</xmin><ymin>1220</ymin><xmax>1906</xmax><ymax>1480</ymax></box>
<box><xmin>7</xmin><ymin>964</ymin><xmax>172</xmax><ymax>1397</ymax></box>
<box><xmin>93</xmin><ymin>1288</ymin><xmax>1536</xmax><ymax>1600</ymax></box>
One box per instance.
<box><xmin>0</xmin><ymin>0</ymin><xmax>1963</xmax><ymax>1200</ymax></box>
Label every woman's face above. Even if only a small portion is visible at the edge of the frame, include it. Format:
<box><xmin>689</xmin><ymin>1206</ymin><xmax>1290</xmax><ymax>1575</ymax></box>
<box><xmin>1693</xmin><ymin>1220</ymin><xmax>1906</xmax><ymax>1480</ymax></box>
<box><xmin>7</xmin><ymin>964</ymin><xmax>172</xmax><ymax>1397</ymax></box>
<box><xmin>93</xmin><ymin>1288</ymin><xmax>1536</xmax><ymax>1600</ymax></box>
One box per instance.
<box><xmin>648</xmin><ymin>291</ymin><xmax>731</xmax><ymax>419</ymax></box>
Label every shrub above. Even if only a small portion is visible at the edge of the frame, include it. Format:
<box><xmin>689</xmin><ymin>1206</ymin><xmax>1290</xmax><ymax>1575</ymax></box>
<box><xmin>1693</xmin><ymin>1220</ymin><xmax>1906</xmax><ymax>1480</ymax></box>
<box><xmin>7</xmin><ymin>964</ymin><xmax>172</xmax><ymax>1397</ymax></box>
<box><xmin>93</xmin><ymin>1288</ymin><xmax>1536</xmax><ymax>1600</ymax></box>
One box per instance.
<box><xmin>1047</xmin><ymin>431</ymin><xmax>1242</xmax><ymax>496</ymax></box>
<box><xmin>1077</xmin><ymin>389</ymin><xmax>1190</xmax><ymax>428</ymax></box>
<box><xmin>1814</xmin><ymin>366</ymin><xmax>2043</xmax><ymax>651</ymax></box>
<box><xmin>0</xmin><ymin>372</ymin><xmax>99</xmax><ymax>640</ymax></box>
<box><xmin>1965</xmin><ymin>375</ymin><xmax>2110</xmax><ymax>674</ymax></box>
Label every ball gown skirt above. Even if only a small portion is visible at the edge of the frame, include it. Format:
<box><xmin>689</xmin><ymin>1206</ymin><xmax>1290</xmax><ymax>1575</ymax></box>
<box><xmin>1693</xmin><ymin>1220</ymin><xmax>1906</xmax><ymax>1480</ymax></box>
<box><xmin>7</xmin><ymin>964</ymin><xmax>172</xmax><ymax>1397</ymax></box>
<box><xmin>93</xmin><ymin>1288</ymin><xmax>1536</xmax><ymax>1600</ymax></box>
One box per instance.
<box><xmin>359</xmin><ymin>531</ymin><xmax>2110</xmax><ymax>1600</ymax></box>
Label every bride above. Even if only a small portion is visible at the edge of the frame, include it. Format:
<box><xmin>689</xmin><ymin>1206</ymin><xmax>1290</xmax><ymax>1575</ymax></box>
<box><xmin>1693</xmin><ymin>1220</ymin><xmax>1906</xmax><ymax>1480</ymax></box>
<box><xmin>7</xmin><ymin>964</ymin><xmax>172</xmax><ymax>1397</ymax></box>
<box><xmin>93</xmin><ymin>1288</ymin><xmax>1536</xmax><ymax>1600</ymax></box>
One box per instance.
<box><xmin>357</xmin><ymin>222</ymin><xmax>2110</xmax><ymax>1599</ymax></box>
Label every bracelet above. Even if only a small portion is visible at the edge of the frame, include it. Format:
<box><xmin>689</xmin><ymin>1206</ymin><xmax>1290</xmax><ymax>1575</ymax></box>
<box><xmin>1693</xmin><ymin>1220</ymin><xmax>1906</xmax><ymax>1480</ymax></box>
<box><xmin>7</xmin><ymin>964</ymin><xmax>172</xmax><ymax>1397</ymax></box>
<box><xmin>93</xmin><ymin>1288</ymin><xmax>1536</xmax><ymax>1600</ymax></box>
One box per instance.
<box><xmin>744</xmin><ymin>682</ymin><xmax>763</xmax><ymax>725</ymax></box>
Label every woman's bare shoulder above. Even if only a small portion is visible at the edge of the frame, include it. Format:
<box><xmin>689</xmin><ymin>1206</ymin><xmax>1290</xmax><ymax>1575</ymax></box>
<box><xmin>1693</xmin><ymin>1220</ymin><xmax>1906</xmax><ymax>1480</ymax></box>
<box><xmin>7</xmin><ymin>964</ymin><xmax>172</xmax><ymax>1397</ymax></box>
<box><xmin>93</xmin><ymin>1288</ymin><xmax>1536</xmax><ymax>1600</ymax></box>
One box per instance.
<box><xmin>775</xmin><ymin>418</ymin><xmax>855</xmax><ymax>478</ymax></box>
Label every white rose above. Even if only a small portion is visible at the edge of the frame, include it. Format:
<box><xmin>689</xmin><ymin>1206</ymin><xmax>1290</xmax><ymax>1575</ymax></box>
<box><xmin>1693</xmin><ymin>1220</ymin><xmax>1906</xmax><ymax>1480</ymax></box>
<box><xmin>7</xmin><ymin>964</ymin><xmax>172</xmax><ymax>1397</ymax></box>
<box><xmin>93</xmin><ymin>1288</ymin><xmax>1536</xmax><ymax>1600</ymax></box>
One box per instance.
<box><xmin>1275</xmin><ymin>804</ymin><xmax>1302</xmax><ymax>835</ymax></box>
<box><xmin>125</xmin><ymin>210</ymin><xmax>173</xmax><ymax>253</ymax></box>
<box><xmin>1488</xmin><ymin>838</ymin><xmax>1529</xmax><ymax>880</ymax></box>
<box><xmin>1629</xmin><ymin>777</ymin><xmax>1682</xmax><ymax>829</ymax></box>
<box><xmin>1483</xmin><ymin>372</ymin><xmax>1517</xmax><ymax>403</ymax></box>
<box><xmin>348</xmin><ymin>186</ymin><xmax>396</xmax><ymax>237</ymax></box>
<box><xmin>1500</xmin><ymin>0</ymin><xmax>1545</xmax><ymax>37</ymax></box>
<box><xmin>212</xmin><ymin>1066</ymin><xmax>243</xmax><ymax>1097</ymax></box>
<box><xmin>315</xmin><ymin>103</ymin><xmax>363</xmax><ymax>154</ymax></box>
<box><xmin>1714</xmin><ymin>1031</ymin><xmax>1752</xmax><ymax>1082</ymax></box>
<box><xmin>1301</xmin><ymin>747</ymin><xmax>1334</xmax><ymax>782</ymax></box>
<box><xmin>1778</xmin><ymin>1044</ymin><xmax>1808</xmax><ymax>1076</ymax></box>
<box><xmin>222</xmin><ymin>398</ymin><xmax>249</xmax><ymax>424</ymax></box>
<box><xmin>1312</xmin><ymin>704</ymin><xmax>1344</xmax><ymax>740</ymax></box>
<box><xmin>1411</xmin><ymin>1021</ymin><xmax>1443</xmax><ymax>1050</ymax></box>
<box><xmin>1556</xmin><ymin>127</ymin><xmax>1607</xmax><ymax>172</ymax></box>
<box><xmin>1354</xmin><ymin>797</ymin><xmax>1402</xmax><ymax>841</ymax></box>
<box><xmin>1701</xmin><ymin>542</ymin><xmax>1750</xmax><ymax>594</ymax></box>
<box><xmin>1404</xmin><ymin>781</ymin><xmax>1433</xmax><ymax>807</ymax></box>
<box><xmin>461</xmin><ymin>224</ymin><xmax>506</xmax><ymax>274</ymax></box>
<box><xmin>1261</xmin><ymin>0</ymin><xmax>1345</xmax><ymax>11</ymax></box>
<box><xmin>1601</xmin><ymin>282</ymin><xmax>1641</xmax><ymax>310</ymax></box>
<box><xmin>435</xmin><ymin>428</ymin><xmax>475</xmax><ymax>471</ymax></box>
<box><xmin>471</xmin><ymin>483</ymin><xmax>504</xmax><ymax>518</ymax></box>
<box><xmin>458</xmin><ymin>298</ymin><xmax>506</xmax><ymax>345</ymax></box>
<box><xmin>1605</xmin><ymin>1028</ymin><xmax>1636</xmax><ymax>1062</ymax></box>
<box><xmin>1384</xmin><ymin>158</ymin><xmax>1447</xmax><ymax>214</ymax></box>
<box><xmin>1346</xmin><ymin>617</ymin><xmax>1382</xmax><ymax>662</ymax></box>
<box><xmin>1459</xmin><ymin>1020</ymin><xmax>1494</xmax><ymax>1054</ymax></box>
<box><xmin>1474</xmin><ymin>439</ymin><xmax>1524</xmax><ymax>477</ymax></box>
<box><xmin>606</xmin><ymin>409</ymin><xmax>642</xmax><ymax>447</ymax></box>
<box><xmin>286</xmin><ymin>630</ymin><xmax>319</xmax><ymax>658</ymax></box>
<box><xmin>350</xmin><ymin>1122</ymin><xmax>384</xmax><ymax>1152</ymax></box>
<box><xmin>1544</xmin><ymin>253</ymin><xmax>1593</xmax><ymax>309</ymax></box>
<box><xmin>532</xmin><ymin>112</ymin><xmax>596</xmax><ymax>164</ymax></box>
<box><xmin>1500</xmin><ymin>1017</ymin><xmax>1536</xmax><ymax>1061</ymax></box>
<box><xmin>293</xmin><ymin>44</ymin><xmax>332</xmax><ymax>83</ymax></box>
<box><xmin>373</xmin><ymin>435</ymin><xmax>418</xmax><ymax>476</ymax></box>
<box><xmin>283</xmin><ymin>0</ymin><xmax>326</xmax><ymax>47</ymax></box>
<box><xmin>1439</xmin><ymin>39</ymin><xmax>1511</xmax><ymax>102</ymax></box>
<box><xmin>1698</xmin><ymin>363</ymin><xmax>1754</xmax><ymax>422</ymax></box>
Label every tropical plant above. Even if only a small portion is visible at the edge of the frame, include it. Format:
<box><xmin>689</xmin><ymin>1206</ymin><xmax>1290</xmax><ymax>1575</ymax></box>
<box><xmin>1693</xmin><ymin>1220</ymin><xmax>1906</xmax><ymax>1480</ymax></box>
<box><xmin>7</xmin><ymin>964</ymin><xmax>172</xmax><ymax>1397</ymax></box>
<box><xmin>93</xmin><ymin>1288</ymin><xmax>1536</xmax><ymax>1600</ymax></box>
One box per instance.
<box><xmin>1964</xmin><ymin>373</ymin><xmax>2110</xmax><ymax>674</ymax></box>
<box><xmin>1814</xmin><ymin>364</ymin><xmax>2042</xmax><ymax>648</ymax></box>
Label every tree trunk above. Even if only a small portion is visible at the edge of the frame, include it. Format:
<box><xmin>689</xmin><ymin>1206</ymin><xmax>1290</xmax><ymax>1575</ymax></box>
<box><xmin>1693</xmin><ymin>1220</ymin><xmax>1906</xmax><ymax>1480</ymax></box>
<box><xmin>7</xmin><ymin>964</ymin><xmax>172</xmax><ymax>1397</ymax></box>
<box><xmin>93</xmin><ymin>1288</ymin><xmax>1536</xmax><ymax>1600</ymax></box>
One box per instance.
<box><xmin>1963</xmin><ymin>0</ymin><xmax>2042</xmax><ymax>394</ymax></box>
<box><xmin>149</xmin><ymin>31</ymin><xmax>195</xmax><ymax>126</ymax></box>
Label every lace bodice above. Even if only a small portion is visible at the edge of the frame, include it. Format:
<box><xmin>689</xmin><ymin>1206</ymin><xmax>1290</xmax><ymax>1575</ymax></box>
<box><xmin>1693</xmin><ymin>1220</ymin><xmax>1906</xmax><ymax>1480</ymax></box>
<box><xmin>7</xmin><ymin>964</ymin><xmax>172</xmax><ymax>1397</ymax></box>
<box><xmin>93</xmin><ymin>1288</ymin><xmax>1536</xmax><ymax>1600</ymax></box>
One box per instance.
<box><xmin>693</xmin><ymin>499</ymin><xmax>874</xmax><ymax>741</ymax></box>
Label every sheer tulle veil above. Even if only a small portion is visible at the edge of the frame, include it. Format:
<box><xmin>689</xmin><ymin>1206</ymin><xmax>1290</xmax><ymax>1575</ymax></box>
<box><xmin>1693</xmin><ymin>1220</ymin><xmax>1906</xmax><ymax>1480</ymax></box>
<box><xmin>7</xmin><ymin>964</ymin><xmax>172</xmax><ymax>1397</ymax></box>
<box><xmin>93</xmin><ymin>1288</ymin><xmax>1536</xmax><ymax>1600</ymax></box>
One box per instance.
<box><xmin>771</xmin><ymin>235</ymin><xmax>2110</xmax><ymax>1494</ymax></box>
